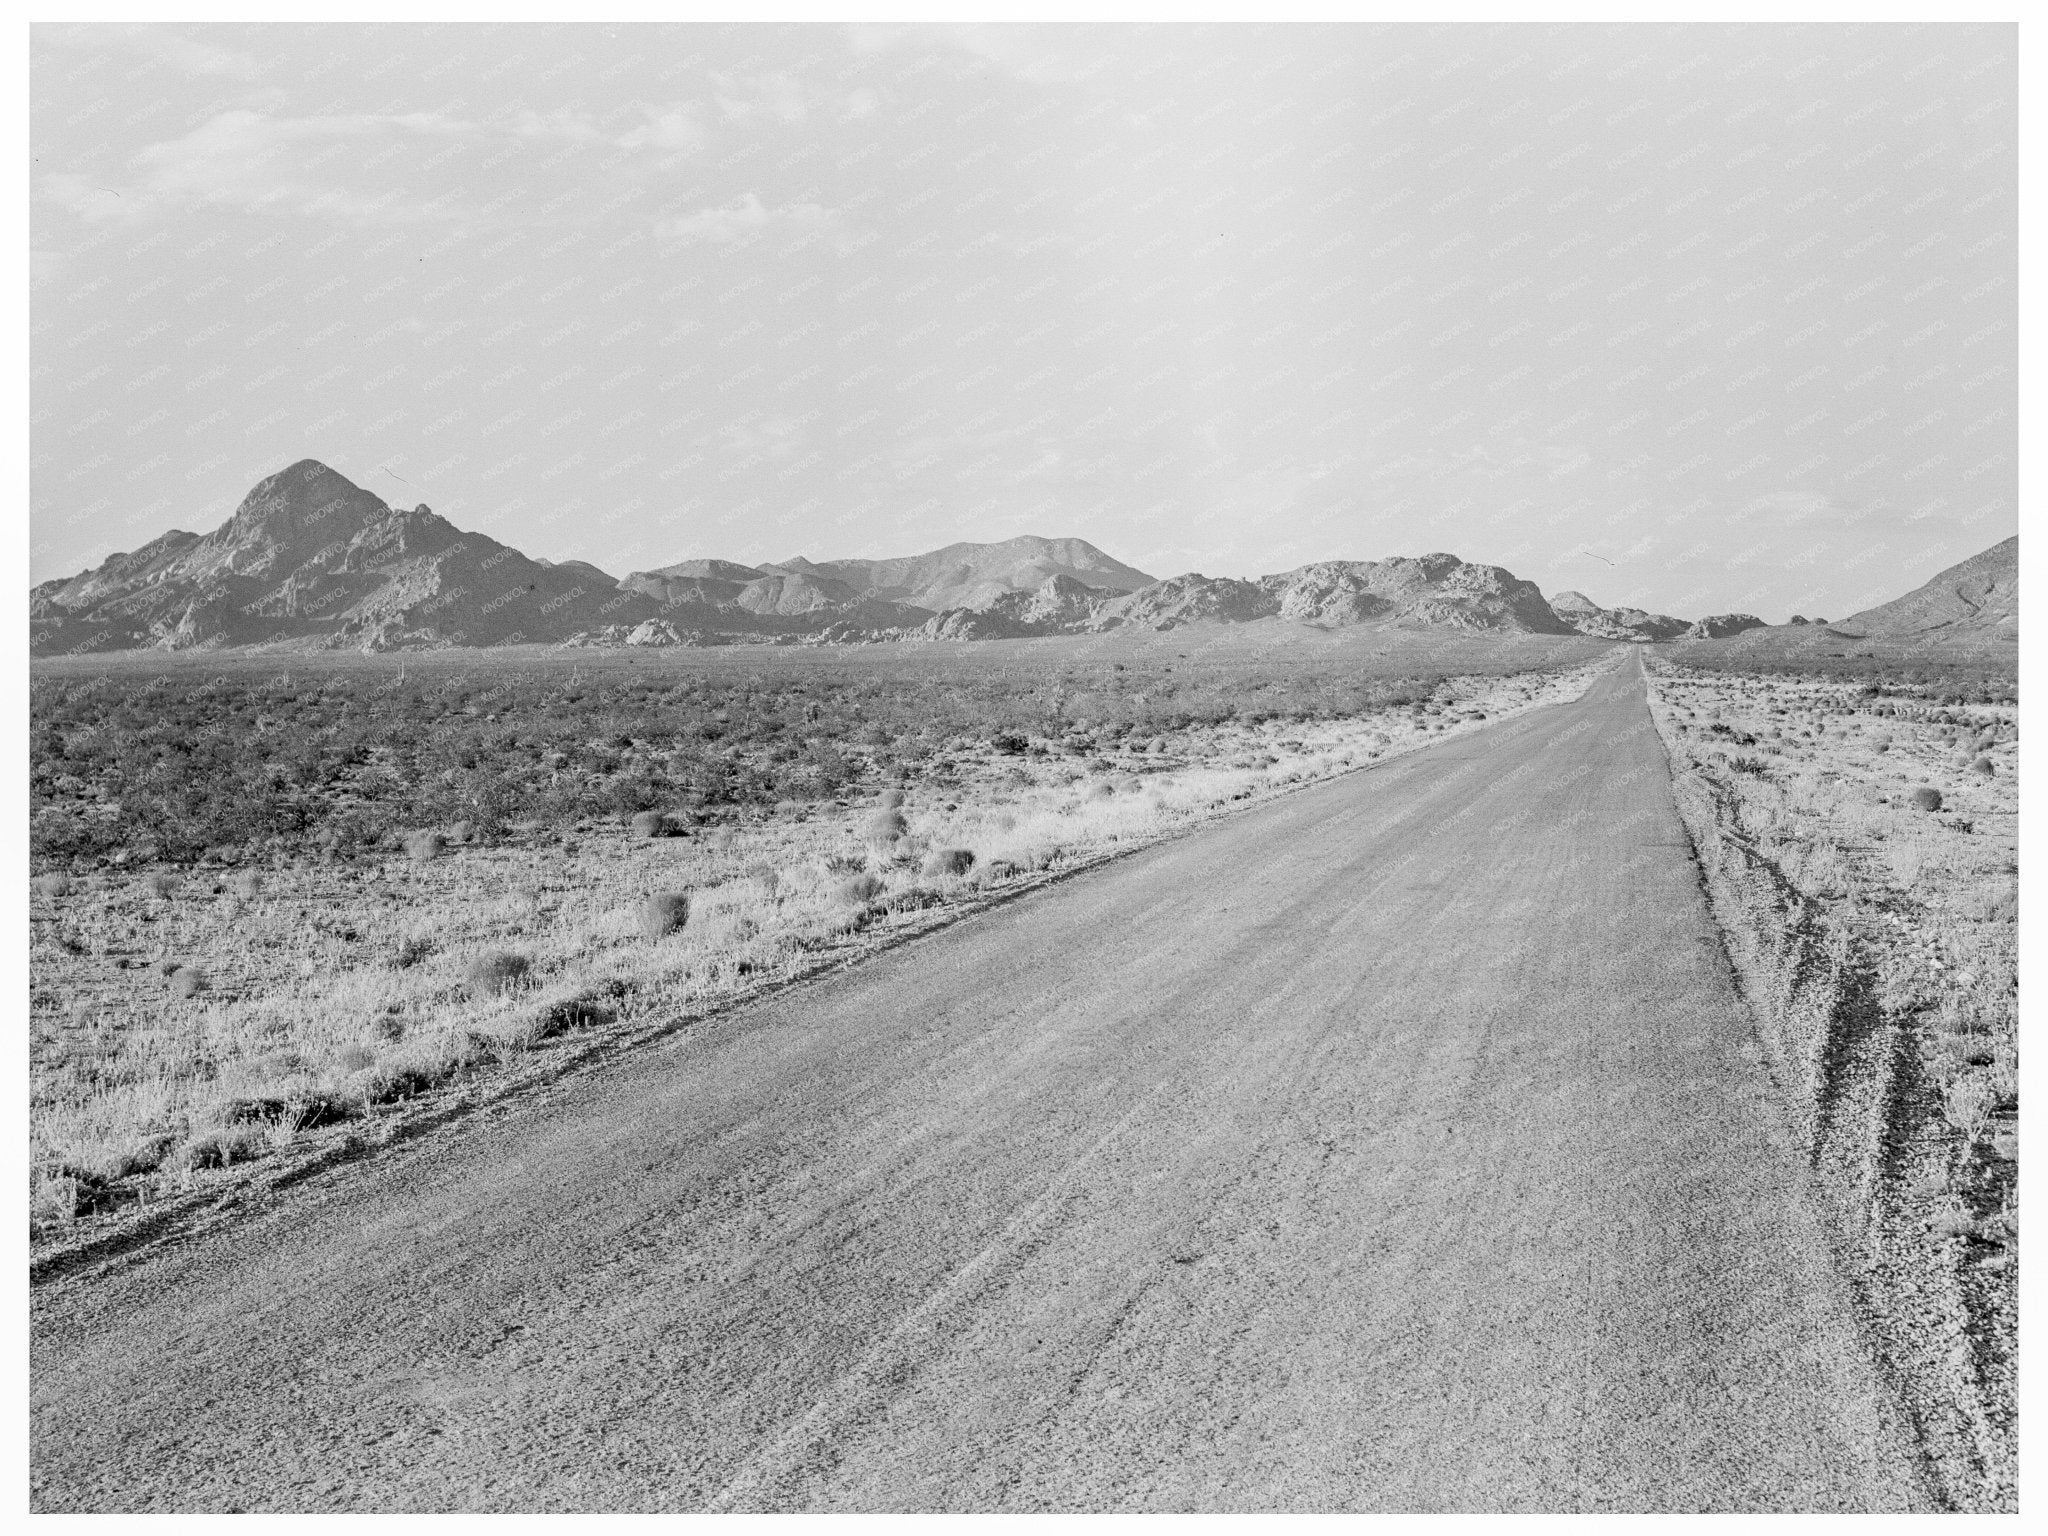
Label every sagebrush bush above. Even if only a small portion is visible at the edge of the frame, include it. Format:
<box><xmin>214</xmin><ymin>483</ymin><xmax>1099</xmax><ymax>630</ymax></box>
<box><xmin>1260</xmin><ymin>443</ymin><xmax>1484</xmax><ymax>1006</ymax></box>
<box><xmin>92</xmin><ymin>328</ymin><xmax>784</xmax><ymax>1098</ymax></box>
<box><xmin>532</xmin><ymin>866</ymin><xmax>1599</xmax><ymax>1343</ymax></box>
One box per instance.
<box><xmin>638</xmin><ymin>891</ymin><xmax>691</xmax><ymax>938</ymax></box>
<box><xmin>232</xmin><ymin>870</ymin><xmax>264</xmax><ymax>900</ymax></box>
<box><xmin>32</xmin><ymin>872</ymin><xmax>71</xmax><ymax>901</ymax></box>
<box><xmin>1911</xmin><ymin>786</ymin><xmax>1944</xmax><ymax>812</ymax></box>
<box><xmin>1972</xmin><ymin>757</ymin><xmax>1994</xmax><ymax>776</ymax></box>
<box><xmin>629</xmin><ymin>809</ymin><xmax>671</xmax><ymax>839</ymax></box>
<box><xmin>922</xmin><ymin>847</ymin><xmax>975</xmax><ymax>878</ymax></box>
<box><xmin>879</xmin><ymin>788</ymin><xmax>906</xmax><ymax>809</ymax></box>
<box><xmin>405</xmin><ymin>830</ymin><xmax>447</xmax><ymax>861</ymax></box>
<box><xmin>145</xmin><ymin>871</ymin><xmax>178</xmax><ymax>898</ymax></box>
<box><xmin>837</xmin><ymin>872</ymin><xmax>886</xmax><ymax>904</ymax></box>
<box><xmin>466</xmin><ymin>950</ymin><xmax>531</xmax><ymax>995</ymax></box>
<box><xmin>864</xmin><ymin>809</ymin><xmax>908</xmax><ymax>846</ymax></box>
<box><xmin>169</xmin><ymin>965</ymin><xmax>204</xmax><ymax>998</ymax></box>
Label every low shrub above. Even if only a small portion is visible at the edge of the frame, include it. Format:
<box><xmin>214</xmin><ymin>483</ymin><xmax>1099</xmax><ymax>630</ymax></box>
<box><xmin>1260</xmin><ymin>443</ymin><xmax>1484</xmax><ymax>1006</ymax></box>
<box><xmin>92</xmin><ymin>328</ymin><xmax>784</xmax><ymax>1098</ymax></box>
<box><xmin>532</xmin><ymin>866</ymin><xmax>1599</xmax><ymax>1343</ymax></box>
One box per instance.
<box><xmin>405</xmin><ymin>830</ymin><xmax>447</xmax><ymax>861</ymax></box>
<box><xmin>922</xmin><ymin>847</ymin><xmax>976</xmax><ymax>878</ymax></box>
<box><xmin>864</xmin><ymin>809</ymin><xmax>908</xmax><ymax>846</ymax></box>
<box><xmin>179</xmin><ymin>1125</ymin><xmax>268</xmax><ymax>1170</ymax></box>
<box><xmin>32</xmin><ymin>873</ymin><xmax>70</xmax><ymax>901</ymax></box>
<box><xmin>1911</xmin><ymin>786</ymin><xmax>1944</xmax><ymax>812</ymax></box>
<box><xmin>1944</xmin><ymin>1035</ymin><xmax>1998</xmax><ymax>1068</ymax></box>
<box><xmin>1972</xmin><ymin>757</ymin><xmax>1994</xmax><ymax>776</ymax></box>
<box><xmin>639</xmin><ymin>891</ymin><xmax>691</xmax><ymax>938</ymax></box>
<box><xmin>629</xmin><ymin>809</ymin><xmax>672</xmax><ymax>838</ymax></box>
<box><xmin>232</xmin><ymin>870</ymin><xmax>264</xmax><ymax>900</ymax></box>
<box><xmin>466</xmin><ymin>950</ymin><xmax>531</xmax><ymax>995</ymax></box>
<box><xmin>145</xmin><ymin>871</ymin><xmax>178</xmax><ymax>898</ymax></box>
<box><xmin>517</xmin><ymin>982</ymin><xmax>627</xmax><ymax>1046</ymax></box>
<box><xmin>169</xmin><ymin>965</ymin><xmax>205</xmax><ymax>998</ymax></box>
<box><xmin>837</xmin><ymin>872</ymin><xmax>886</xmax><ymax>904</ymax></box>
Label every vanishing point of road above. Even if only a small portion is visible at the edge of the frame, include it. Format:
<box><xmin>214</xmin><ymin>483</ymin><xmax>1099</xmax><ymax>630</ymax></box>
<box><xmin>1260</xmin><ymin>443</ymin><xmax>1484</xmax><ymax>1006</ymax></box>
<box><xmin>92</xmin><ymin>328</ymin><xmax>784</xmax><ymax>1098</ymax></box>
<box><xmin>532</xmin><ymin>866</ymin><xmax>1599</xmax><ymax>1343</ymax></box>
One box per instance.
<box><xmin>31</xmin><ymin>654</ymin><xmax>1929</xmax><ymax>1511</ymax></box>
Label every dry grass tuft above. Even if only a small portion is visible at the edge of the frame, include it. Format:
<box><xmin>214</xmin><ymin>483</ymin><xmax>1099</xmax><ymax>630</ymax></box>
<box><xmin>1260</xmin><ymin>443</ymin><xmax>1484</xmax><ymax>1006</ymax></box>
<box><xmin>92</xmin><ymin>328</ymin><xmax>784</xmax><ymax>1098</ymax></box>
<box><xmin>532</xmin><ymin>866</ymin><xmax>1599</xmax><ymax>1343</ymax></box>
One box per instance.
<box><xmin>837</xmin><ymin>872</ymin><xmax>886</xmax><ymax>904</ymax></box>
<box><xmin>922</xmin><ymin>847</ymin><xmax>976</xmax><ymax>878</ymax></box>
<box><xmin>466</xmin><ymin>950</ymin><xmax>532</xmax><ymax>996</ymax></box>
<box><xmin>638</xmin><ymin>891</ymin><xmax>692</xmax><ymax>938</ymax></box>
<box><xmin>864</xmin><ymin>809</ymin><xmax>908</xmax><ymax>847</ymax></box>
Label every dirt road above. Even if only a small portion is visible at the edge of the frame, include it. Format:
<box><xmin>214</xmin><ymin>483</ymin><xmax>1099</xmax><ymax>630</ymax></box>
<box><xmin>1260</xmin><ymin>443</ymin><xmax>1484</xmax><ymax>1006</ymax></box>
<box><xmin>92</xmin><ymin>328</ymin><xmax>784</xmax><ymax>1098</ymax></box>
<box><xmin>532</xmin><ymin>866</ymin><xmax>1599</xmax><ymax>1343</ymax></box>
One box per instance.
<box><xmin>31</xmin><ymin>655</ymin><xmax>1929</xmax><ymax>1511</ymax></box>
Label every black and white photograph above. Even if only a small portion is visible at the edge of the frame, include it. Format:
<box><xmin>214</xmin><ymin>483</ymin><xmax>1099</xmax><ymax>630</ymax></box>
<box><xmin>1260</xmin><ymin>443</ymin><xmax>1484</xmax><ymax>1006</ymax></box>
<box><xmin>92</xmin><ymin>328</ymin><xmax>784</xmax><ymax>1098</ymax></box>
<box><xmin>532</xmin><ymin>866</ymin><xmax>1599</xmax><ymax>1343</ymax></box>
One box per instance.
<box><xmin>23</xmin><ymin>12</ymin><xmax>2020</xmax><ymax>1513</ymax></box>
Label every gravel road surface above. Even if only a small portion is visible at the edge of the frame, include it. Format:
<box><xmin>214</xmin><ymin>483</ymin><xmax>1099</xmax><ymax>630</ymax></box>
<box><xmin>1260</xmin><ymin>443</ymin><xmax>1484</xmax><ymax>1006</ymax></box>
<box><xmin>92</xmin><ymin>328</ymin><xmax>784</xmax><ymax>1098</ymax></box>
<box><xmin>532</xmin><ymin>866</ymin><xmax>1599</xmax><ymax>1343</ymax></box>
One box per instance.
<box><xmin>31</xmin><ymin>654</ymin><xmax>1928</xmax><ymax>1511</ymax></box>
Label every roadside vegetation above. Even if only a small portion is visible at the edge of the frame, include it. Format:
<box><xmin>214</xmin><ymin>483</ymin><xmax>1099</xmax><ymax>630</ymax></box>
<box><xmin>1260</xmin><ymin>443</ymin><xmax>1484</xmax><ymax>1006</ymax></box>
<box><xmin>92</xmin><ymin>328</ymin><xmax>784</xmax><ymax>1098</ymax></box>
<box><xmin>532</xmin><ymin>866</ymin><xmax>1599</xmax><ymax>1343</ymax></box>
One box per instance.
<box><xmin>29</xmin><ymin>645</ymin><xmax>1607</xmax><ymax>1249</ymax></box>
<box><xmin>1646</xmin><ymin>657</ymin><xmax>2016</xmax><ymax>1510</ymax></box>
<box><xmin>31</xmin><ymin>644</ymin><xmax>1595</xmax><ymax>869</ymax></box>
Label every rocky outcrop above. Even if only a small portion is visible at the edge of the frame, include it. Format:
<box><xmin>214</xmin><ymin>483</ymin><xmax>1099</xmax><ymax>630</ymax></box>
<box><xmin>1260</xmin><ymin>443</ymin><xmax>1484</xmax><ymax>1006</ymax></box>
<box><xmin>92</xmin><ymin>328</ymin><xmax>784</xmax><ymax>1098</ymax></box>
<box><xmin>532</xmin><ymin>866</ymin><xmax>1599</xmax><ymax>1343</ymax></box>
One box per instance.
<box><xmin>773</xmin><ymin>536</ymin><xmax>1154</xmax><ymax>614</ymax></box>
<box><xmin>1277</xmin><ymin>555</ymin><xmax>1575</xmax><ymax>634</ymax></box>
<box><xmin>1683</xmin><ymin>613</ymin><xmax>1769</xmax><ymax>640</ymax></box>
<box><xmin>1092</xmin><ymin>573</ymin><xmax>1278</xmax><ymax>630</ymax></box>
<box><xmin>1076</xmin><ymin>556</ymin><xmax>1578</xmax><ymax>635</ymax></box>
<box><xmin>1550</xmin><ymin>590</ymin><xmax>1689</xmax><ymax>642</ymax></box>
<box><xmin>919</xmin><ymin>573</ymin><xmax>1127</xmax><ymax>640</ymax></box>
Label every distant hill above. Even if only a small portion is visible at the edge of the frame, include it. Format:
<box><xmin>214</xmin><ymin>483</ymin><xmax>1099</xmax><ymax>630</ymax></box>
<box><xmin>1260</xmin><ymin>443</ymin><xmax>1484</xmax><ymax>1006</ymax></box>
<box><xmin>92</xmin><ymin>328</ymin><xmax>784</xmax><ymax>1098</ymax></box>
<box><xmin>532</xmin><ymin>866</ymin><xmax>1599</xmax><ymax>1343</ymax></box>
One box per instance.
<box><xmin>1682</xmin><ymin>613</ymin><xmax>1769</xmax><ymax>640</ymax></box>
<box><xmin>1675</xmin><ymin>536</ymin><xmax>2017</xmax><ymax>659</ymax></box>
<box><xmin>29</xmin><ymin>460</ymin><xmax>670</xmax><ymax>655</ymax></box>
<box><xmin>1836</xmin><ymin>536</ymin><xmax>2017</xmax><ymax>640</ymax></box>
<box><xmin>48</xmin><ymin>457</ymin><xmax>1989</xmax><ymax>657</ymax></box>
<box><xmin>1549</xmin><ymin>591</ymin><xmax>1689</xmax><ymax>642</ymax></box>
<box><xmin>916</xmin><ymin>555</ymin><xmax>1581</xmax><ymax>638</ymax></box>
<box><xmin>615</xmin><ymin>535</ymin><xmax>1152</xmax><ymax>632</ymax></box>
<box><xmin>765</xmin><ymin>535</ymin><xmax>1156</xmax><ymax>614</ymax></box>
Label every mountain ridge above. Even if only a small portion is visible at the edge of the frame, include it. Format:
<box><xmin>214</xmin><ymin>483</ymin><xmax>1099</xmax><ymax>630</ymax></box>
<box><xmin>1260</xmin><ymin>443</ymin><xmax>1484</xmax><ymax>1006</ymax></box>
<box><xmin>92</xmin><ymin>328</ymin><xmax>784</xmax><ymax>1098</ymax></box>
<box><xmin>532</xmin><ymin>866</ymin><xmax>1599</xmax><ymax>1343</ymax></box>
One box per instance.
<box><xmin>31</xmin><ymin>460</ymin><xmax>2014</xmax><ymax>656</ymax></box>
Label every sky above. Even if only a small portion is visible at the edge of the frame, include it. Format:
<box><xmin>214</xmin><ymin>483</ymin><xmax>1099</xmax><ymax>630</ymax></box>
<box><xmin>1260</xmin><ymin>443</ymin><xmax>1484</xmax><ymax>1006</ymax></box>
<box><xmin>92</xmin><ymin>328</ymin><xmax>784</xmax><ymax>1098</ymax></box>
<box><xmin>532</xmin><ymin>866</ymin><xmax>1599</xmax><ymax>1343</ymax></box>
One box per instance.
<box><xmin>30</xmin><ymin>21</ymin><xmax>2016</xmax><ymax>621</ymax></box>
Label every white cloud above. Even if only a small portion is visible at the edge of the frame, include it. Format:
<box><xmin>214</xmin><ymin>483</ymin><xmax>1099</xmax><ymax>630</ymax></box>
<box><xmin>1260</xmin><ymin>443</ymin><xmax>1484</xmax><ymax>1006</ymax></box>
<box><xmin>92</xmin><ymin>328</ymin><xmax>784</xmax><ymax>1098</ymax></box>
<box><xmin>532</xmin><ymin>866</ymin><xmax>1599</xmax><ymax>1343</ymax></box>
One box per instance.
<box><xmin>1740</xmin><ymin>490</ymin><xmax>1857</xmax><ymax>524</ymax></box>
<box><xmin>509</xmin><ymin>108</ymin><xmax>610</xmax><ymax>145</ymax></box>
<box><xmin>617</xmin><ymin>108</ymin><xmax>703</xmax><ymax>153</ymax></box>
<box><xmin>711</xmin><ymin>73</ymin><xmax>880</xmax><ymax>127</ymax></box>
<box><xmin>844</xmin><ymin>23</ymin><xmax>1107</xmax><ymax>85</ymax></box>
<box><xmin>45</xmin><ymin>110</ymin><xmax>474</xmax><ymax>225</ymax></box>
<box><xmin>655</xmin><ymin>193</ymin><xmax>861</xmax><ymax>254</ymax></box>
<box><xmin>714</xmin><ymin>72</ymin><xmax>811</xmax><ymax>125</ymax></box>
<box><xmin>39</xmin><ymin>23</ymin><xmax>263</xmax><ymax>80</ymax></box>
<box><xmin>41</xmin><ymin>102</ymin><xmax>709</xmax><ymax>227</ymax></box>
<box><xmin>720</xmin><ymin>414</ymin><xmax>805</xmax><ymax>460</ymax></box>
